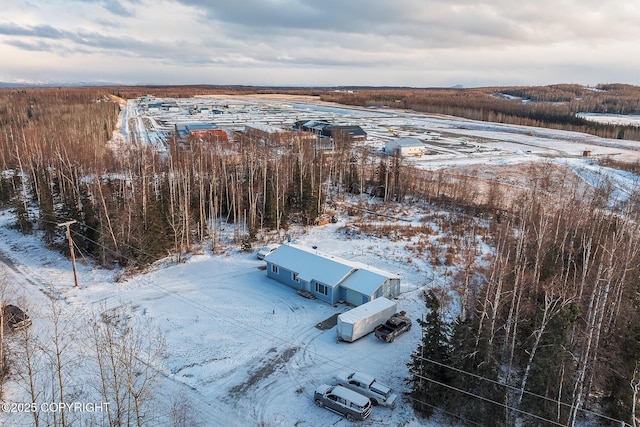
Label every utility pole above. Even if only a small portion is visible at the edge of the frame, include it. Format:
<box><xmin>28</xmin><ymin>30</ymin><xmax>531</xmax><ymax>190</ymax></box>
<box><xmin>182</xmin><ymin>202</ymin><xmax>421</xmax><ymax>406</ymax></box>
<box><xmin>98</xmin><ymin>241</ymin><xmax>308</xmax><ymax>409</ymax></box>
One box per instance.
<box><xmin>58</xmin><ymin>220</ymin><xmax>79</xmax><ymax>288</ymax></box>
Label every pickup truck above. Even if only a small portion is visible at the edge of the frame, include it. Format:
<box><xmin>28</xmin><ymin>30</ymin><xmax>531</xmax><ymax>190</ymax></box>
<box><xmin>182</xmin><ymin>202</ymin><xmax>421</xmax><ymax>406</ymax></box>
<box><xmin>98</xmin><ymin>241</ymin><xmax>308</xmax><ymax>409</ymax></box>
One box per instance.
<box><xmin>335</xmin><ymin>371</ymin><xmax>398</xmax><ymax>408</ymax></box>
<box><xmin>374</xmin><ymin>312</ymin><xmax>411</xmax><ymax>343</ymax></box>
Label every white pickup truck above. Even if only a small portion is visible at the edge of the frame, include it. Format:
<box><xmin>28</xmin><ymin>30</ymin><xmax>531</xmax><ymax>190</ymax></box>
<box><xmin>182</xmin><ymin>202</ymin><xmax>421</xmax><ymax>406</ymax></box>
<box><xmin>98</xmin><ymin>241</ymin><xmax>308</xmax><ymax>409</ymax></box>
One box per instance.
<box><xmin>335</xmin><ymin>371</ymin><xmax>398</xmax><ymax>409</ymax></box>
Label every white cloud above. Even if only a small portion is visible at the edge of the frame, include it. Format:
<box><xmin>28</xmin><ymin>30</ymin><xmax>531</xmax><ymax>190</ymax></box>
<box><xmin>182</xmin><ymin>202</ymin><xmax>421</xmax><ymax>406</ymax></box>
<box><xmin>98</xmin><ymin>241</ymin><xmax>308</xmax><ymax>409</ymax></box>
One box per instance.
<box><xmin>1</xmin><ymin>0</ymin><xmax>640</xmax><ymax>86</ymax></box>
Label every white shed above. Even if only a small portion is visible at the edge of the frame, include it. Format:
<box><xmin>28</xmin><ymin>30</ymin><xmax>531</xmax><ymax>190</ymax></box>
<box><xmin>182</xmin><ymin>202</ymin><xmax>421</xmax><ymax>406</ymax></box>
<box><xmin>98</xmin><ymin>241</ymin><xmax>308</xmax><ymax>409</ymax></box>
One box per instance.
<box><xmin>384</xmin><ymin>138</ymin><xmax>424</xmax><ymax>157</ymax></box>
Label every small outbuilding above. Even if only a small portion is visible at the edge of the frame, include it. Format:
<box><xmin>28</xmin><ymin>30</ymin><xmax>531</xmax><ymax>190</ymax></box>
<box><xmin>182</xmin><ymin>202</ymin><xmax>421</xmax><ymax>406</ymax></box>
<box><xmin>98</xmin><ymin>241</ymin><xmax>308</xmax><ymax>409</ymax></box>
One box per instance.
<box><xmin>264</xmin><ymin>244</ymin><xmax>400</xmax><ymax>306</ymax></box>
<box><xmin>384</xmin><ymin>138</ymin><xmax>425</xmax><ymax>157</ymax></box>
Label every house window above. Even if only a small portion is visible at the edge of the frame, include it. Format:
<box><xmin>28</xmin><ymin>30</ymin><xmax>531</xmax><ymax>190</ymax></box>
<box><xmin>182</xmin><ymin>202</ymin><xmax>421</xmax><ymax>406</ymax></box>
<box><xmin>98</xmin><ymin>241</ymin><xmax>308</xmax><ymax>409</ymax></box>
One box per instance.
<box><xmin>271</xmin><ymin>265</ymin><xmax>279</xmax><ymax>274</ymax></box>
<box><xmin>315</xmin><ymin>282</ymin><xmax>328</xmax><ymax>296</ymax></box>
<box><xmin>292</xmin><ymin>272</ymin><xmax>299</xmax><ymax>282</ymax></box>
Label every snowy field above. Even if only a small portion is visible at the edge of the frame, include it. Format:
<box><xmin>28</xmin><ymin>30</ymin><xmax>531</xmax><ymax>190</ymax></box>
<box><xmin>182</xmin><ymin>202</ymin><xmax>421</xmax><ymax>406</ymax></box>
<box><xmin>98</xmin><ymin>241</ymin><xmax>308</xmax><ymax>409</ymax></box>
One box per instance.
<box><xmin>0</xmin><ymin>208</ymin><xmax>449</xmax><ymax>426</ymax></box>
<box><xmin>577</xmin><ymin>112</ymin><xmax>640</xmax><ymax>127</ymax></box>
<box><xmin>2</xmin><ymin>95</ymin><xmax>640</xmax><ymax>426</ymax></box>
<box><xmin>122</xmin><ymin>94</ymin><xmax>640</xmax><ymax>166</ymax></box>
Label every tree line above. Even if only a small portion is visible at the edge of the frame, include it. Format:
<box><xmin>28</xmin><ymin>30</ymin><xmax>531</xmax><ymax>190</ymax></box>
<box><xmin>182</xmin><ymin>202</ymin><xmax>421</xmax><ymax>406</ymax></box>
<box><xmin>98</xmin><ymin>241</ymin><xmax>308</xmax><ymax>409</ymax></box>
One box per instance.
<box><xmin>322</xmin><ymin>84</ymin><xmax>640</xmax><ymax>141</ymax></box>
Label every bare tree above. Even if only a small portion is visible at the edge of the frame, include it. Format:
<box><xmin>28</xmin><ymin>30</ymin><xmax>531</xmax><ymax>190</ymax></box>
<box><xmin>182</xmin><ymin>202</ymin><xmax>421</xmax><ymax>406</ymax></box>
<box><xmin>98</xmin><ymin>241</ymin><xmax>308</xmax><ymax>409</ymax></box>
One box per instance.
<box><xmin>90</xmin><ymin>305</ymin><xmax>165</xmax><ymax>427</ymax></box>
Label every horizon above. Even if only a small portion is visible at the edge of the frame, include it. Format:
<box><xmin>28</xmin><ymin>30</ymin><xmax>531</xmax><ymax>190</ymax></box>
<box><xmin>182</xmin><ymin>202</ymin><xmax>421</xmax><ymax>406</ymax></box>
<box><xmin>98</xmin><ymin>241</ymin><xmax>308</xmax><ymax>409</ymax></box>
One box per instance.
<box><xmin>0</xmin><ymin>81</ymin><xmax>635</xmax><ymax>90</ymax></box>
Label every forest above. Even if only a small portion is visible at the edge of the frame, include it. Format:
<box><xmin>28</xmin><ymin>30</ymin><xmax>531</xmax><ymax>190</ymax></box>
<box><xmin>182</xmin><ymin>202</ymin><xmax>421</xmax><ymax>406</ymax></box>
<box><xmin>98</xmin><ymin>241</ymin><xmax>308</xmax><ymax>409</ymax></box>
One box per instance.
<box><xmin>1</xmin><ymin>85</ymin><xmax>640</xmax><ymax>426</ymax></box>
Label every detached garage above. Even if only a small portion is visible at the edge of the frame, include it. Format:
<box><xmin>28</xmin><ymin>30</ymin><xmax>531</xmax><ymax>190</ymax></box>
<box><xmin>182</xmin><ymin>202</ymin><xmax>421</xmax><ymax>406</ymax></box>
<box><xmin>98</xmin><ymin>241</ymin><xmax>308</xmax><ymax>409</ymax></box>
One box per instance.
<box><xmin>265</xmin><ymin>244</ymin><xmax>400</xmax><ymax>306</ymax></box>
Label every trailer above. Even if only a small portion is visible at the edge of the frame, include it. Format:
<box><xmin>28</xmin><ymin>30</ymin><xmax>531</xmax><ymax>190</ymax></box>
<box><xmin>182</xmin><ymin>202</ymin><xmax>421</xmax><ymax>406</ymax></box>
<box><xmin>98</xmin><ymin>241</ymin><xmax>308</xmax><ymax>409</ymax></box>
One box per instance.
<box><xmin>336</xmin><ymin>297</ymin><xmax>397</xmax><ymax>342</ymax></box>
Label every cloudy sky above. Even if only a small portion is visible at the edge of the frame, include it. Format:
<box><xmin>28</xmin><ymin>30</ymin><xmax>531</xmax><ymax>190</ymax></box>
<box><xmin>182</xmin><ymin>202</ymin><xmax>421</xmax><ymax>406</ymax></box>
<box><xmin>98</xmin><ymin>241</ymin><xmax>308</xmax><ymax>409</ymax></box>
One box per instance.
<box><xmin>2</xmin><ymin>0</ymin><xmax>639</xmax><ymax>87</ymax></box>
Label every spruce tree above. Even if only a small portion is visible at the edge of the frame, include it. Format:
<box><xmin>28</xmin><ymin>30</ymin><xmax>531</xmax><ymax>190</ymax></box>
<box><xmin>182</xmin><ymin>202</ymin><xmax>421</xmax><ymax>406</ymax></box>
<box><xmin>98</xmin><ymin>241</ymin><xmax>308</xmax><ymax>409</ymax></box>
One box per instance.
<box><xmin>448</xmin><ymin>315</ymin><xmax>504</xmax><ymax>426</ymax></box>
<box><xmin>519</xmin><ymin>300</ymin><xmax>578</xmax><ymax>426</ymax></box>
<box><xmin>78</xmin><ymin>184</ymin><xmax>100</xmax><ymax>260</ymax></box>
<box><xmin>12</xmin><ymin>175</ymin><xmax>32</xmax><ymax>234</ymax></box>
<box><xmin>407</xmin><ymin>290</ymin><xmax>451</xmax><ymax>417</ymax></box>
<box><xmin>345</xmin><ymin>155</ymin><xmax>361</xmax><ymax>194</ymax></box>
<box><xmin>36</xmin><ymin>169</ymin><xmax>56</xmax><ymax>245</ymax></box>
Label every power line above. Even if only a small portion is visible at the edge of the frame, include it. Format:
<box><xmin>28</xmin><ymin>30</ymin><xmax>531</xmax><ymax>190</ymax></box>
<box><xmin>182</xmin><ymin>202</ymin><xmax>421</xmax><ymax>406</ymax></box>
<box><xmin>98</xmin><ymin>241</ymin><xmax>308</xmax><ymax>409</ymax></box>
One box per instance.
<box><xmin>40</xmin><ymin>217</ymin><xmax>158</xmax><ymax>269</ymax></box>
<box><xmin>30</xmin><ymin>216</ymin><xmax>634</xmax><ymax>426</ymax></box>
<box><xmin>68</xmin><ymin>222</ymin><xmax>626</xmax><ymax>426</ymax></box>
<box><xmin>414</xmin><ymin>373</ymin><xmax>566</xmax><ymax>426</ymax></box>
<box><xmin>402</xmin><ymin>394</ymin><xmax>485</xmax><ymax>427</ymax></box>
<box><xmin>415</xmin><ymin>355</ymin><xmax>626</xmax><ymax>426</ymax></box>
<box><xmin>43</xmin><ymin>218</ymin><xmax>377</xmax><ymax>373</ymax></box>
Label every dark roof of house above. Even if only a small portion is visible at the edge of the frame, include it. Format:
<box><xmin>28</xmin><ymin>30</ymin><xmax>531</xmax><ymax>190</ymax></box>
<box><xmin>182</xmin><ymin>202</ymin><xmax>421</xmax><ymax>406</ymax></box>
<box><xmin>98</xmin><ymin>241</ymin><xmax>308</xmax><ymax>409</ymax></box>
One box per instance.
<box><xmin>325</xmin><ymin>125</ymin><xmax>367</xmax><ymax>137</ymax></box>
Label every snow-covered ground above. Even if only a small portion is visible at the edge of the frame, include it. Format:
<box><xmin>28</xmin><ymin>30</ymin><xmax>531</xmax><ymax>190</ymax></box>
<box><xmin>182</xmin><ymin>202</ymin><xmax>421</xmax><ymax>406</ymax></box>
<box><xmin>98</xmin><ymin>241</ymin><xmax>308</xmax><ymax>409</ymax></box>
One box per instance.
<box><xmin>577</xmin><ymin>112</ymin><xmax>640</xmax><ymax>127</ymax></box>
<box><xmin>2</xmin><ymin>95</ymin><xmax>640</xmax><ymax>426</ymax></box>
<box><xmin>0</xmin><ymin>203</ymin><xmax>458</xmax><ymax>426</ymax></box>
<box><xmin>127</xmin><ymin>94</ymin><xmax>640</xmax><ymax>167</ymax></box>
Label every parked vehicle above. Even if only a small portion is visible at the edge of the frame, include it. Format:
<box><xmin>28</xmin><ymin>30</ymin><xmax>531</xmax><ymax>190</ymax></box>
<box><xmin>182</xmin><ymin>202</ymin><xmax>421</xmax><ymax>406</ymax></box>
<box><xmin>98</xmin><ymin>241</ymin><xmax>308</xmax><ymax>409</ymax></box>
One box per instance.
<box><xmin>335</xmin><ymin>371</ymin><xmax>398</xmax><ymax>409</ymax></box>
<box><xmin>374</xmin><ymin>312</ymin><xmax>411</xmax><ymax>343</ymax></box>
<box><xmin>314</xmin><ymin>383</ymin><xmax>372</xmax><ymax>421</ymax></box>
<box><xmin>2</xmin><ymin>304</ymin><xmax>32</xmax><ymax>331</ymax></box>
<box><xmin>336</xmin><ymin>297</ymin><xmax>397</xmax><ymax>342</ymax></box>
<box><xmin>257</xmin><ymin>244</ymin><xmax>280</xmax><ymax>260</ymax></box>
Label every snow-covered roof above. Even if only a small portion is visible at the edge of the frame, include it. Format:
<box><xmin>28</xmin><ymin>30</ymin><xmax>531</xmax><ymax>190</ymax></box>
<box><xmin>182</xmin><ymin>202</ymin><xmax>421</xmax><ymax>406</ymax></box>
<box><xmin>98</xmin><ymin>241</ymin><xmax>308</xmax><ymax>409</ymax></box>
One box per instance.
<box><xmin>244</xmin><ymin>123</ymin><xmax>285</xmax><ymax>134</ymax></box>
<box><xmin>347</xmin><ymin>371</ymin><xmax>376</xmax><ymax>386</ymax></box>
<box><xmin>345</xmin><ymin>259</ymin><xmax>401</xmax><ymax>281</ymax></box>
<box><xmin>265</xmin><ymin>244</ymin><xmax>353</xmax><ymax>286</ymax></box>
<box><xmin>303</xmin><ymin>120</ymin><xmax>330</xmax><ymax>131</ymax></box>
<box><xmin>387</xmin><ymin>138</ymin><xmax>424</xmax><ymax>147</ymax></box>
<box><xmin>267</xmin><ymin>244</ymin><xmax>400</xmax><ymax>293</ymax></box>
<box><xmin>328</xmin><ymin>385</ymin><xmax>370</xmax><ymax>407</ymax></box>
<box><xmin>337</xmin><ymin>297</ymin><xmax>396</xmax><ymax>324</ymax></box>
<box><xmin>339</xmin><ymin>268</ymin><xmax>389</xmax><ymax>296</ymax></box>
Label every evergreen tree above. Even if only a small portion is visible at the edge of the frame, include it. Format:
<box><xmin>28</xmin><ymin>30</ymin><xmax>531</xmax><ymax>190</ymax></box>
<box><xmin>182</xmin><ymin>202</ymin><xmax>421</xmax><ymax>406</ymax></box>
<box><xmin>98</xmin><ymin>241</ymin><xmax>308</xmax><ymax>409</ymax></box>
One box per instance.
<box><xmin>448</xmin><ymin>316</ymin><xmax>504</xmax><ymax>426</ymax></box>
<box><xmin>78</xmin><ymin>184</ymin><xmax>100</xmax><ymax>260</ymax></box>
<box><xmin>0</xmin><ymin>175</ymin><xmax>16</xmax><ymax>208</ymax></box>
<box><xmin>12</xmin><ymin>175</ymin><xmax>32</xmax><ymax>234</ymax></box>
<box><xmin>345</xmin><ymin>155</ymin><xmax>361</xmax><ymax>194</ymax></box>
<box><xmin>519</xmin><ymin>299</ymin><xmax>578</xmax><ymax>426</ymax></box>
<box><xmin>137</xmin><ymin>188</ymin><xmax>172</xmax><ymax>265</ymax></box>
<box><xmin>373</xmin><ymin>159</ymin><xmax>388</xmax><ymax>199</ymax></box>
<box><xmin>285</xmin><ymin>159</ymin><xmax>302</xmax><ymax>212</ymax></box>
<box><xmin>407</xmin><ymin>290</ymin><xmax>451</xmax><ymax>417</ymax></box>
<box><xmin>300</xmin><ymin>165</ymin><xmax>318</xmax><ymax>224</ymax></box>
<box><xmin>36</xmin><ymin>169</ymin><xmax>56</xmax><ymax>245</ymax></box>
<box><xmin>263</xmin><ymin>175</ymin><xmax>280</xmax><ymax>230</ymax></box>
<box><xmin>285</xmin><ymin>158</ymin><xmax>319</xmax><ymax>224</ymax></box>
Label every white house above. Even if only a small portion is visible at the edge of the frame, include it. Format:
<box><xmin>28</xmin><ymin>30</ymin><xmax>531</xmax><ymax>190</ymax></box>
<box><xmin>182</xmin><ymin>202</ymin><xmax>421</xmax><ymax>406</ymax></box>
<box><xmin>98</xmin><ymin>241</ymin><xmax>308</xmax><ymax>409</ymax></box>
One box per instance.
<box><xmin>264</xmin><ymin>244</ymin><xmax>400</xmax><ymax>306</ymax></box>
<box><xmin>384</xmin><ymin>138</ymin><xmax>425</xmax><ymax>157</ymax></box>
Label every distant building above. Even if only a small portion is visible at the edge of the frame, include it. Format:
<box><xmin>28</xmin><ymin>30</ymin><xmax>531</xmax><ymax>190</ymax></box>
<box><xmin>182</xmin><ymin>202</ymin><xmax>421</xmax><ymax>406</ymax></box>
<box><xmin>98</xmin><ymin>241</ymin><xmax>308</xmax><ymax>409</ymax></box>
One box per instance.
<box><xmin>174</xmin><ymin>122</ymin><xmax>228</xmax><ymax>141</ymax></box>
<box><xmin>293</xmin><ymin>120</ymin><xmax>367</xmax><ymax>143</ymax></box>
<box><xmin>325</xmin><ymin>125</ymin><xmax>367</xmax><ymax>142</ymax></box>
<box><xmin>238</xmin><ymin>123</ymin><xmax>289</xmax><ymax>145</ymax></box>
<box><xmin>384</xmin><ymin>138</ymin><xmax>425</xmax><ymax>157</ymax></box>
<box><xmin>265</xmin><ymin>244</ymin><xmax>400</xmax><ymax>306</ymax></box>
<box><xmin>294</xmin><ymin>120</ymin><xmax>331</xmax><ymax>135</ymax></box>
